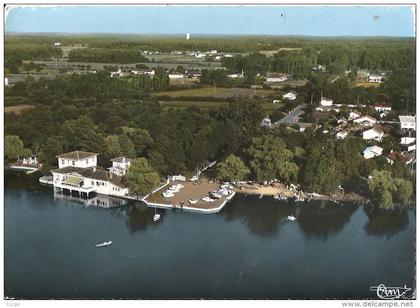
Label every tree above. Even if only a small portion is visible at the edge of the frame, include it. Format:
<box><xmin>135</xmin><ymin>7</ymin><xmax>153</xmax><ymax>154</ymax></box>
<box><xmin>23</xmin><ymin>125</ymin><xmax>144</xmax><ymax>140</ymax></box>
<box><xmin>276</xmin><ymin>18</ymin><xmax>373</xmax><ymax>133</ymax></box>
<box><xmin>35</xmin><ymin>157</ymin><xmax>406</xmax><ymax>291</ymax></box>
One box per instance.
<box><xmin>393</xmin><ymin>178</ymin><xmax>413</xmax><ymax>205</ymax></box>
<box><xmin>39</xmin><ymin>137</ymin><xmax>63</xmax><ymax>166</ymax></box>
<box><xmin>247</xmin><ymin>135</ymin><xmax>298</xmax><ymax>183</ymax></box>
<box><xmin>105</xmin><ymin>135</ymin><xmax>123</xmax><ymax>159</ymax></box>
<box><xmin>118</xmin><ymin>134</ymin><xmax>136</xmax><ymax>158</ymax></box>
<box><xmin>368</xmin><ymin>170</ymin><xmax>396</xmax><ymax>209</ymax></box>
<box><xmin>216</xmin><ymin>154</ymin><xmax>250</xmax><ymax>182</ymax></box>
<box><xmin>301</xmin><ymin>141</ymin><xmax>338</xmax><ymax>194</ymax></box>
<box><xmin>5</xmin><ymin>135</ymin><xmax>31</xmax><ymax>163</ymax></box>
<box><xmin>123</xmin><ymin>158</ymin><xmax>160</xmax><ymax>196</ymax></box>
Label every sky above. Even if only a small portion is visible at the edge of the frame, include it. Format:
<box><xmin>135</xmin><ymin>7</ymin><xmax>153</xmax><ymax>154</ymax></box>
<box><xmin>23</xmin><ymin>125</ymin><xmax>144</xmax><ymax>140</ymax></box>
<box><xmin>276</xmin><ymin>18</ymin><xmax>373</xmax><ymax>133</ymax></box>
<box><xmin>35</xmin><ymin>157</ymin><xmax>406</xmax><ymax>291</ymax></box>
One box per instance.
<box><xmin>5</xmin><ymin>5</ymin><xmax>416</xmax><ymax>37</ymax></box>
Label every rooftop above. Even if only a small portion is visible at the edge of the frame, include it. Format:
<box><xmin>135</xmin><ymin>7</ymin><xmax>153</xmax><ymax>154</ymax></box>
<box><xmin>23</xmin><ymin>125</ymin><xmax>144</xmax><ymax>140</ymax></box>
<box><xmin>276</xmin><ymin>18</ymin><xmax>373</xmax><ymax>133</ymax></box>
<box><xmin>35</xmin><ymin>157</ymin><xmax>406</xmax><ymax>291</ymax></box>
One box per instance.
<box><xmin>56</xmin><ymin>151</ymin><xmax>98</xmax><ymax>160</ymax></box>
<box><xmin>111</xmin><ymin>157</ymin><xmax>133</xmax><ymax>163</ymax></box>
<box><xmin>50</xmin><ymin>166</ymin><xmax>124</xmax><ymax>187</ymax></box>
<box><xmin>399</xmin><ymin>115</ymin><xmax>416</xmax><ymax>123</ymax></box>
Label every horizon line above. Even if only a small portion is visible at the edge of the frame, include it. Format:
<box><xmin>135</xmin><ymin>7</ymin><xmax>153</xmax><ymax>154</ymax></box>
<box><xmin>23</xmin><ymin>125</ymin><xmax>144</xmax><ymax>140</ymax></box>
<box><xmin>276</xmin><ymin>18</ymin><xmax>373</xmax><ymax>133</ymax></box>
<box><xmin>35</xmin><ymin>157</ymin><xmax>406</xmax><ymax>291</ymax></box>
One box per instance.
<box><xmin>5</xmin><ymin>31</ymin><xmax>416</xmax><ymax>39</ymax></box>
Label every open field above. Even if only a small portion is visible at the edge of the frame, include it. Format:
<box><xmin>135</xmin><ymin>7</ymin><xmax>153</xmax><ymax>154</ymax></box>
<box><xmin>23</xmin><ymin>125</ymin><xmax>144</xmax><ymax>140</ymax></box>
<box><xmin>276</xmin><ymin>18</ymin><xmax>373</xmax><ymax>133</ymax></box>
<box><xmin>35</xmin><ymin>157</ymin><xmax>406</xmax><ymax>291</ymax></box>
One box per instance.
<box><xmin>353</xmin><ymin>81</ymin><xmax>382</xmax><ymax>88</ymax></box>
<box><xmin>159</xmin><ymin>100</ymin><xmax>282</xmax><ymax>111</ymax></box>
<box><xmin>154</xmin><ymin>87</ymin><xmax>278</xmax><ymax>99</ymax></box>
<box><xmin>4</xmin><ymin>104</ymin><xmax>35</xmax><ymax>114</ymax></box>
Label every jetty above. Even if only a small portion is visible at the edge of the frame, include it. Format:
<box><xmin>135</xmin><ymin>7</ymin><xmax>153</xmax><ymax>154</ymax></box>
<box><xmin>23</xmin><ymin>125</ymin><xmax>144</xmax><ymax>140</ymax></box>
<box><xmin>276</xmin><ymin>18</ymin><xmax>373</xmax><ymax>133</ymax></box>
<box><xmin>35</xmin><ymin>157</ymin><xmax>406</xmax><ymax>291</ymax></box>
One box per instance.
<box><xmin>142</xmin><ymin>178</ymin><xmax>236</xmax><ymax>214</ymax></box>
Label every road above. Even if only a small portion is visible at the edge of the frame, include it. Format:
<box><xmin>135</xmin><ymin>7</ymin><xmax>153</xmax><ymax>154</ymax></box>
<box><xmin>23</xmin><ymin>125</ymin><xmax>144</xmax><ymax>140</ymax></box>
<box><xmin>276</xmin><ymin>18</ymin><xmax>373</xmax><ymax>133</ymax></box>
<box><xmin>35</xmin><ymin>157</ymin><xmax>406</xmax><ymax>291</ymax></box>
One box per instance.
<box><xmin>274</xmin><ymin>103</ymin><xmax>307</xmax><ymax>126</ymax></box>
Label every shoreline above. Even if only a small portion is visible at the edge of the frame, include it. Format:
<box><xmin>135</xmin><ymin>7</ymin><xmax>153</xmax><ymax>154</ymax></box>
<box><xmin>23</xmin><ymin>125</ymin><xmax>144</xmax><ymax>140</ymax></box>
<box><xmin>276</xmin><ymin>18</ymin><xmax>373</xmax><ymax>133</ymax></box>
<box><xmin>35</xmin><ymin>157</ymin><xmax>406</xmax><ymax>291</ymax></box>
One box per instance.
<box><xmin>234</xmin><ymin>183</ymin><xmax>368</xmax><ymax>204</ymax></box>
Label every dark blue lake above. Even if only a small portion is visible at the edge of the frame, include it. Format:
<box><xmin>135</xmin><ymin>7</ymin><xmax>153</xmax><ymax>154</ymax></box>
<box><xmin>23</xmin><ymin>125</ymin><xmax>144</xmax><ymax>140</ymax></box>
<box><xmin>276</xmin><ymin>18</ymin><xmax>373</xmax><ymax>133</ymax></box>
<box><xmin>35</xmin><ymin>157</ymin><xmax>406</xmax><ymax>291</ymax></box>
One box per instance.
<box><xmin>4</xmin><ymin>171</ymin><xmax>415</xmax><ymax>299</ymax></box>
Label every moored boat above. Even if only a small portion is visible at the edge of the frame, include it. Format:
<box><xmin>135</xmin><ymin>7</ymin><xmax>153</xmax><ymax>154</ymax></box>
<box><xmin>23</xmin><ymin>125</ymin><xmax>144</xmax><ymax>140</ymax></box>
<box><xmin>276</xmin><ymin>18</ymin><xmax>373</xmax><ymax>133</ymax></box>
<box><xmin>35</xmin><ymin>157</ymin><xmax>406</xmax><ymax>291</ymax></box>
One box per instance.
<box><xmin>96</xmin><ymin>241</ymin><xmax>112</xmax><ymax>247</ymax></box>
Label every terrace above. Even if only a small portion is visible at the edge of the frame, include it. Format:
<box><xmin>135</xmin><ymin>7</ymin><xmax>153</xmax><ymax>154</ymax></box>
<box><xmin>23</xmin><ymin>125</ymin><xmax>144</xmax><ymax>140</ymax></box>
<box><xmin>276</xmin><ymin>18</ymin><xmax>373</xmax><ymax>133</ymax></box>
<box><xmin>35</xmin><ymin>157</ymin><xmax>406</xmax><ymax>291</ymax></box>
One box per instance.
<box><xmin>143</xmin><ymin>179</ymin><xmax>236</xmax><ymax>213</ymax></box>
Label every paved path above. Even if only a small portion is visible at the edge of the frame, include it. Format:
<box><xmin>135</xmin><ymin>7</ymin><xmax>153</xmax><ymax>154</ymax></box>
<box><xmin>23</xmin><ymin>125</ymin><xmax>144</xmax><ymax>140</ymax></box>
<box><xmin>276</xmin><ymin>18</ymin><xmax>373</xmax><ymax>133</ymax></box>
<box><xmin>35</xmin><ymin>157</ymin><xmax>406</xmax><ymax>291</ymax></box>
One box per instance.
<box><xmin>274</xmin><ymin>103</ymin><xmax>307</xmax><ymax>126</ymax></box>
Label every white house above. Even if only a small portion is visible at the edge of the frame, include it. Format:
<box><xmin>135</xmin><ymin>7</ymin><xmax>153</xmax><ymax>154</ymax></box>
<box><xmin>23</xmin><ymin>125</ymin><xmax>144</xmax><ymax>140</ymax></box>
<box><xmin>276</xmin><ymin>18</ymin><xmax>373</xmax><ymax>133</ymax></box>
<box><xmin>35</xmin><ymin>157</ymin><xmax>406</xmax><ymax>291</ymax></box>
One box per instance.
<box><xmin>53</xmin><ymin>42</ymin><xmax>61</xmax><ymax>46</ymax></box>
<box><xmin>266</xmin><ymin>73</ymin><xmax>288</xmax><ymax>83</ymax></box>
<box><xmin>22</xmin><ymin>155</ymin><xmax>39</xmax><ymax>166</ymax></box>
<box><xmin>209</xmin><ymin>50</ymin><xmax>218</xmax><ymax>55</ymax></box>
<box><xmin>272</xmin><ymin>99</ymin><xmax>281</xmax><ymax>104</ymax></box>
<box><xmin>374</xmin><ymin>103</ymin><xmax>392</xmax><ymax>112</ymax></box>
<box><xmin>353</xmin><ymin>115</ymin><xmax>377</xmax><ymax>126</ymax></box>
<box><xmin>335</xmin><ymin>130</ymin><xmax>348</xmax><ymax>140</ymax></box>
<box><xmin>56</xmin><ymin>151</ymin><xmax>98</xmax><ymax>169</ymax></box>
<box><xmin>362</xmin><ymin>126</ymin><xmax>384</xmax><ymax>142</ymax></box>
<box><xmin>52</xmin><ymin>151</ymin><xmax>129</xmax><ymax>198</ymax></box>
<box><xmin>348</xmin><ymin>111</ymin><xmax>361</xmax><ymax>120</ymax></box>
<box><xmin>51</xmin><ymin>167</ymin><xmax>129</xmax><ymax>198</ymax></box>
<box><xmin>260</xmin><ymin>116</ymin><xmax>272</xmax><ymax>128</ymax></box>
<box><xmin>283</xmin><ymin>92</ymin><xmax>297</xmax><ymax>101</ymax></box>
<box><xmin>399</xmin><ymin>115</ymin><xmax>416</xmax><ymax>131</ymax></box>
<box><xmin>227</xmin><ymin>71</ymin><xmax>244</xmax><ymax>79</ymax></box>
<box><xmin>168</xmin><ymin>72</ymin><xmax>185</xmax><ymax>79</ymax></box>
<box><xmin>362</xmin><ymin>145</ymin><xmax>383</xmax><ymax>159</ymax></box>
<box><xmin>132</xmin><ymin>69</ymin><xmax>155</xmax><ymax>76</ymax></box>
<box><xmin>368</xmin><ymin>75</ymin><xmax>384</xmax><ymax>83</ymax></box>
<box><xmin>195</xmin><ymin>53</ymin><xmax>206</xmax><ymax>58</ymax></box>
<box><xmin>5</xmin><ymin>77</ymin><xmax>9</xmax><ymax>86</ymax></box>
<box><xmin>357</xmin><ymin>69</ymin><xmax>370</xmax><ymax>79</ymax></box>
<box><xmin>110</xmin><ymin>68</ymin><xmax>123</xmax><ymax>77</ymax></box>
<box><xmin>108</xmin><ymin>157</ymin><xmax>132</xmax><ymax>176</ymax></box>
<box><xmin>401</xmin><ymin>137</ymin><xmax>416</xmax><ymax>152</ymax></box>
<box><xmin>224</xmin><ymin>54</ymin><xmax>233</xmax><ymax>58</ymax></box>
<box><xmin>320</xmin><ymin>97</ymin><xmax>333</xmax><ymax>107</ymax></box>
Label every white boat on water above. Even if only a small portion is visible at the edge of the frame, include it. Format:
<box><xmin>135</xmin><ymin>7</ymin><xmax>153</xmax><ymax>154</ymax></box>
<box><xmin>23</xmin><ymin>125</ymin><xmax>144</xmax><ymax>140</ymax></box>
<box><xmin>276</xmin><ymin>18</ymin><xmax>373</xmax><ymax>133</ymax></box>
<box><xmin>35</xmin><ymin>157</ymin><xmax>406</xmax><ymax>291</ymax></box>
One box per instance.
<box><xmin>153</xmin><ymin>214</ymin><xmax>161</xmax><ymax>222</ymax></box>
<box><xmin>287</xmin><ymin>215</ymin><xmax>296</xmax><ymax>221</ymax></box>
<box><xmin>189</xmin><ymin>199</ymin><xmax>198</xmax><ymax>204</ymax></box>
<box><xmin>96</xmin><ymin>241</ymin><xmax>112</xmax><ymax>247</ymax></box>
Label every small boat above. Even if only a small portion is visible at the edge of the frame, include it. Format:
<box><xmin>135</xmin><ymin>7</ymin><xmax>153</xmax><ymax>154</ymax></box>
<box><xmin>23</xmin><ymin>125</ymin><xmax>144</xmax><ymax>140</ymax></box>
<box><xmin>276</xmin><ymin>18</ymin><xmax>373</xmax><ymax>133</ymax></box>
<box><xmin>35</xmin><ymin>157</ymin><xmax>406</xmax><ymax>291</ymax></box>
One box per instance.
<box><xmin>259</xmin><ymin>194</ymin><xmax>264</xmax><ymax>199</ymax></box>
<box><xmin>153</xmin><ymin>214</ymin><xmax>161</xmax><ymax>222</ymax></box>
<box><xmin>287</xmin><ymin>215</ymin><xmax>296</xmax><ymax>221</ymax></box>
<box><xmin>96</xmin><ymin>241</ymin><xmax>112</xmax><ymax>248</ymax></box>
<box><xmin>189</xmin><ymin>199</ymin><xmax>198</xmax><ymax>204</ymax></box>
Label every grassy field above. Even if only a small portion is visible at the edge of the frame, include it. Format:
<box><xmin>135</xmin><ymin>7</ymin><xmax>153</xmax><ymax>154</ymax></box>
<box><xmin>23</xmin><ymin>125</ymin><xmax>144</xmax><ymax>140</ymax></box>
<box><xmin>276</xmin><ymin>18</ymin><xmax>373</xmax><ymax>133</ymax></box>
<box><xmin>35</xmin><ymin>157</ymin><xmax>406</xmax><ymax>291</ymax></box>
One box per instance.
<box><xmin>154</xmin><ymin>87</ymin><xmax>278</xmax><ymax>99</ymax></box>
<box><xmin>159</xmin><ymin>100</ymin><xmax>282</xmax><ymax>111</ymax></box>
<box><xmin>353</xmin><ymin>81</ymin><xmax>382</xmax><ymax>88</ymax></box>
<box><xmin>5</xmin><ymin>104</ymin><xmax>35</xmax><ymax>114</ymax></box>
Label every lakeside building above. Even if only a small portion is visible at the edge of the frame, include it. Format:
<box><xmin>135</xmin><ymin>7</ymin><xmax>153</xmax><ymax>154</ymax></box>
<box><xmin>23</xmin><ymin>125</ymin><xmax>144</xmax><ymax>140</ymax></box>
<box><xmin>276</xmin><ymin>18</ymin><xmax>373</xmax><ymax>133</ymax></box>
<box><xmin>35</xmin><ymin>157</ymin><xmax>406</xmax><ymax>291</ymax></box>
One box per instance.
<box><xmin>10</xmin><ymin>155</ymin><xmax>42</xmax><ymax>172</ymax></box>
<box><xmin>57</xmin><ymin>151</ymin><xmax>98</xmax><ymax>169</ymax></box>
<box><xmin>51</xmin><ymin>151</ymin><xmax>129</xmax><ymax>198</ymax></box>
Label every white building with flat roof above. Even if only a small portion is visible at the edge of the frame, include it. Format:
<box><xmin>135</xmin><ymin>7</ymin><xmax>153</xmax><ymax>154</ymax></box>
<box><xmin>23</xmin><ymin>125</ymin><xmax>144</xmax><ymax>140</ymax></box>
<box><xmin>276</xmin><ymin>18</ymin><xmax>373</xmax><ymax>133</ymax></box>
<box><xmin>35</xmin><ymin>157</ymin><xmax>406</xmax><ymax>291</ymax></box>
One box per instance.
<box><xmin>399</xmin><ymin>115</ymin><xmax>416</xmax><ymax>131</ymax></box>
<box><xmin>108</xmin><ymin>157</ymin><xmax>132</xmax><ymax>176</ymax></box>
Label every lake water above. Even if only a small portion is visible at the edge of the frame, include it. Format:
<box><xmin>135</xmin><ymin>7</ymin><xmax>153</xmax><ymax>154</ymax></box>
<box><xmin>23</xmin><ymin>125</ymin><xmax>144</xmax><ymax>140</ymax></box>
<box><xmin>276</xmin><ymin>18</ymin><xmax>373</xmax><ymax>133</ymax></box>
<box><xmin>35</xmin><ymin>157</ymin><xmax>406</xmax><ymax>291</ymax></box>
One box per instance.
<box><xmin>4</xmin><ymin>171</ymin><xmax>416</xmax><ymax>299</ymax></box>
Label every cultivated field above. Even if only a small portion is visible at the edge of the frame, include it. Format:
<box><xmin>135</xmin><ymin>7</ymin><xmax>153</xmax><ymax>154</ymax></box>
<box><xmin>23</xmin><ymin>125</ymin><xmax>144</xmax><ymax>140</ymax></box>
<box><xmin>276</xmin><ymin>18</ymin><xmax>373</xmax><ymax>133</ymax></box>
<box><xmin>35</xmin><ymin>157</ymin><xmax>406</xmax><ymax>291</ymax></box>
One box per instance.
<box><xmin>154</xmin><ymin>87</ymin><xmax>278</xmax><ymax>99</ymax></box>
<box><xmin>159</xmin><ymin>100</ymin><xmax>282</xmax><ymax>111</ymax></box>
